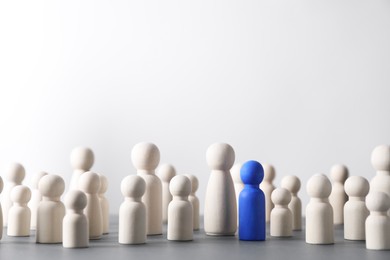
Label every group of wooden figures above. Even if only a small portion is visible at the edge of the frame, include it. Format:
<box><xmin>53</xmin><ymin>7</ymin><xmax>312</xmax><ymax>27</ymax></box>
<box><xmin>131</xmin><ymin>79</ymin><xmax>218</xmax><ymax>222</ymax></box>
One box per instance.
<box><xmin>0</xmin><ymin>142</ymin><xmax>390</xmax><ymax>251</ymax></box>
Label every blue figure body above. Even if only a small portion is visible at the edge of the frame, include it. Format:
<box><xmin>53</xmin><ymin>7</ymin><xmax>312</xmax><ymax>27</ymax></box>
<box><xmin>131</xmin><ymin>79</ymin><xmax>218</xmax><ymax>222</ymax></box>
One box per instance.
<box><xmin>239</xmin><ymin>160</ymin><xmax>266</xmax><ymax>241</ymax></box>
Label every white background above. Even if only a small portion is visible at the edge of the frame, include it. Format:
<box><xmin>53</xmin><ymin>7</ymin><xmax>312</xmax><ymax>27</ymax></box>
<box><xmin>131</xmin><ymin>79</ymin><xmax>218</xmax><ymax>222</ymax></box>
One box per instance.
<box><xmin>1</xmin><ymin>0</ymin><xmax>390</xmax><ymax>214</ymax></box>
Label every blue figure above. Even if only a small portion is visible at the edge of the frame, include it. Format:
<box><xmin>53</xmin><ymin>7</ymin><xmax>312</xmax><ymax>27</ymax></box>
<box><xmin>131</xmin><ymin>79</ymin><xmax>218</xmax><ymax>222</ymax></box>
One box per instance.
<box><xmin>239</xmin><ymin>160</ymin><xmax>266</xmax><ymax>241</ymax></box>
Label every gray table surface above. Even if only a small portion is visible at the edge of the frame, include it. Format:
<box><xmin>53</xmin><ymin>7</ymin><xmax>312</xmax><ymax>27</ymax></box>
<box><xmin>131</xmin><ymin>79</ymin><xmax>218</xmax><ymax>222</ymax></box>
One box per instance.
<box><xmin>1</xmin><ymin>217</ymin><xmax>389</xmax><ymax>260</ymax></box>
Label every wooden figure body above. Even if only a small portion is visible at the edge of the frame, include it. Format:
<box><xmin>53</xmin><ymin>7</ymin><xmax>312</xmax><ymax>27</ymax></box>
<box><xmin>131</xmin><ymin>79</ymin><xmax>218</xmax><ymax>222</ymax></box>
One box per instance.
<box><xmin>185</xmin><ymin>174</ymin><xmax>200</xmax><ymax>231</ymax></box>
<box><xmin>78</xmin><ymin>171</ymin><xmax>102</xmax><ymax>240</ymax></box>
<box><xmin>1</xmin><ymin>163</ymin><xmax>25</xmax><ymax>227</ymax></box>
<box><xmin>260</xmin><ymin>163</ymin><xmax>275</xmax><ymax>223</ymax></box>
<box><xmin>365</xmin><ymin>191</ymin><xmax>390</xmax><ymax>250</ymax></box>
<box><xmin>131</xmin><ymin>142</ymin><xmax>162</xmax><ymax>235</ymax></box>
<box><xmin>36</xmin><ymin>175</ymin><xmax>66</xmax><ymax>243</ymax></box>
<box><xmin>167</xmin><ymin>175</ymin><xmax>193</xmax><ymax>241</ymax></box>
<box><xmin>98</xmin><ymin>174</ymin><xmax>109</xmax><ymax>234</ymax></box>
<box><xmin>63</xmin><ymin>190</ymin><xmax>89</xmax><ymax>248</ymax></box>
<box><xmin>29</xmin><ymin>171</ymin><xmax>48</xmax><ymax>230</ymax></box>
<box><xmin>281</xmin><ymin>175</ymin><xmax>302</xmax><ymax>231</ymax></box>
<box><xmin>270</xmin><ymin>188</ymin><xmax>292</xmax><ymax>237</ymax></box>
<box><xmin>157</xmin><ymin>164</ymin><xmax>176</xmax><ymax>224</ymax></box>
<box><xmin>305</xmin><ymin>174</ymin><xmax>334</xmax><ymax>244</ymax></box>
<box><xmin>329</xmin><ymin>164</ymin><xmax>349</xmax><ymax>225</ymax></box>
<box><xmin>119</xmin><ymin>175</ymin><xmax>146</xmax><ymax>244</ymax></box>
<box><xmin>344</xmin><ymin>176</ymin><xmax>369</xmax><ymax>240</ymax></box>
<box><xmin>204</xmin><ymin>143</ymin><xmax>237</xmax><ymax>236</ymax></box>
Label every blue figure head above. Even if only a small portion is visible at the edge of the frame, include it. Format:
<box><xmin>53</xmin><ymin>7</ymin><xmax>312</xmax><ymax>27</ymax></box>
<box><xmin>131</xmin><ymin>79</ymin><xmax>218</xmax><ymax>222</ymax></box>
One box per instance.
<box><xmin>240</xmin><ymin>160</ymin><xmax>264</xmax><ymax>185</ymax></box>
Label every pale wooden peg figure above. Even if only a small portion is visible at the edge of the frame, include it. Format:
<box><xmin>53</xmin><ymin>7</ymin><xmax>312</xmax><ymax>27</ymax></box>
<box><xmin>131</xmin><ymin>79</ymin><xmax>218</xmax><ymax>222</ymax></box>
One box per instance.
<box><xmin>365</xmin><ymin>191</ymin><xmax>390</xmax><ymax>250</ymax></box>
<box><xmin>78</xmin><ymin>171</ymin><xmax>102</xmax><ymax>240</ymax></box>
<box><xmin>344</xmin><ymin>176</ymin><xmax>369</xmax><ymax>240</ymax></box>
<box><xmin>119</xmin><ymin>175</ymin><xmax>146</xmax><ymax>245</ymax></box>
<box><xmin>281</xmin><ymin>175</ymin><xmax>302</xmax><ymax>231</ymax></box>
<box><xmin>157</xmin><ymin>164</ymin><xmax>176</xmax><ymax>224</ymax></box>
<box><xmin>260</xmin><ymin>163</ymin><xmax>276</xmax><ymax>223</ymax></box>
<box><xmin>185</xmin><ymin>174</ymin><xmax>200</xmax><ymax>231</ymax></box>
<box><xmin>69</xmin><ymin>146</ymin><xmax>94</xmax><ymax>190</ymax></box>
<box><xmin>1</xmin><ymin>163</ymin><xmax>25</xmax><ymax>227</ymax></box>
<box><xmin>231</xmin><ymin>163</ymin><xmax>243</xmax><ymax>226</ymax></box>
<box><xmin>305</xmin><ymin>174</ymin><xmax>334</xmax><ymax>244</ymax></box>
<box><xmin>329</xmin><ymin>164</ymin><xmax>349</xmax><ymax>225</ymax></box>
<box><xmin>8</xmin><ymin>185</ymin><xmax>31</xmax><ymax>236</ymax></box>
<box><xmin>204</xmin><ymin>143</ymin><xmax>237</xmax><ymax>236</ymax></box>
<box><xmin>98</xmin><ymin>174</ymin><xmax>109</xmax><ymax>234</ymax></box>
<box><xmin>168</xmin><ymin>175</ymin><xmax>193</xmax><ymax>241</ymax></box>
<box><xmin>63</xmin><ymin>190</ymin><xmax>89</xmax><ymax>248</ymax></box>
<box><xmin>370</xmin><ymin>145</ymin><xmax>390</xmax><ymax>216</ymax></box>
<box><xmin>36</xmin><ymin>174</ymin><xmax>66</xmax><ymax>243</ymax></box>
<box><xmin>270</xmin><ymin>188</ymin><xmax>292</xmax><ymax>237</ymax></box>
<box><xmin>131</xmin><ymin>142</ymin><xmax>162</xmax><ymax>235</ymax></box>
<box><xmin>29</xmin><ymin>171</ymin><xmax>48</xmax><ymax>230</ymax></box>
<box><xmin>0</xmin><ymin>176</ymin><xmax>3</xmax><ymax>239</ymax></box>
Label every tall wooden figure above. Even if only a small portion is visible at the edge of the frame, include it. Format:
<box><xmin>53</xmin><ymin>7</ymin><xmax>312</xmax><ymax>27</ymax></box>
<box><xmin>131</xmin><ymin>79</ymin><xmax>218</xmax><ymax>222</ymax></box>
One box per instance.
<box><xmin>204</xmin><ymin>143</ymin><xmax>237</xmax><ymax>236</ymax></box>
<box><xmin>36</xmin><ymin>174</ymin><xmax>66</xmax><ymax>243</ymax></box>
<box><xmin>63</xmin><ymin>190</ymin><xmax>89</xmax><ymax>248</ymax></box>
<box><xmin>305</xmin><ymin>174</ymin><xmax>334</xmax><ymax>244</ymax></box>
<box><xmin>119</xmin><ymin>175</ymin><xmax>146</xmax><ymax>245</ymax></box>
<box><xmin>239</xmin><ymin>160</ymin><xmax>266</xmax><ymax>241</ymax></box>
<box><xmin>167</xmin><ymin>175</ymin><xmax>193</xmax><ymax>241</ymax></box>
<box><xmin>131</xmin><ymin>142</ymin><xmax>162</xmax><ymax>235</ymax></box>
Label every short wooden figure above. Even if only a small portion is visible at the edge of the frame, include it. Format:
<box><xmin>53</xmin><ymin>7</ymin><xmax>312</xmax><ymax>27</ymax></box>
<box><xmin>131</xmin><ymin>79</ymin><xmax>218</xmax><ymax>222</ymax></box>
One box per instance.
<box><xmin>329</xmin><ymin>164</ymin><xmax>349</xmax><ymax>225</ymax></box>
<box><xmin>281</xmin><ymin>175</ymin><xmax>302</xmax><ymax>231</ymax></box>
<box><xmin>2</xmin><ymin>163</ymin><xmax>25</xmax><ymax>227</ymax></box>
<box><xmin>167</xmin><ymin>175</ymin><xmax>193</xmax><ymax>241</ymax></box>
<box><xmin>78</xmin><ymin>171</ymin><xmax>103</xmax><ymax>240</ymax></box>
<box><xmin>365</xmin><ymin>191</ymin><xmax>390</xmax><ymax>250</ymax></box>
<box><xmin>185</xmin><ymin>174</ymin><xmax>200</xmax><ymax>231</ymax></box>
<box><xmin>344</xmin><ymin>176</ymin><xmax>369</xmax><ymax>240</ymax></box>
<box><xmin>36</xmin><ymin>174</ymin><xmax>66</xmax><ymax>243</ymax></box>
<box><xmin>204</xmin><ymin>143</ymin><xmax>237</xmax><ymax>236</ymax></box>
<box><xmin>98</xmin><ymin>174</ymin><xmax>109</xmax><ymax>234</ymax></box>
<box><xmin>305</xmin><ymin>174</ymin><xmax>334</xmax><ymax>244</ymax></box>
<box><xmin>69</xmin><ymin>146</ymin><xmax>94</xmax><ymax>190</ymax></box>
<box><xmin>63</xmin><ymin>190</ymin><xmax>89</xmax><ymax>248</ymax></box>
<box><xmin>260</xmin><ymin>163</ymin><xmax>275</xmax><ymax>223</ymax></box>
<box><xmin>119</xmin><ymin>175</ymin><xmax>146</xmax><ymax>245</ymax></box>
<box><xmin>239</xmin><ymin>160</ymin><xmax>266</xmax><ymax>241</ymax></box>
<box><xmin>8</xmin><ymin>185</ymin><xmax>31</xmax><ymax>236</ymax></box>
<box><xmin>29</xmin><ymin>171</ymin><xmax>48</xmax><ymax>230</ymax></box>
<box><xmin>131</xmin><ymin>142</ymin><xmax>162</xmax><ymax>235</ymax></box>
<box><xmin>270</xmin><ymin>188</ymin><xmax>292</xmax><ymax>237</ymax></box>
<box><xmin>157</xmin><ymin>164</ymin><xmax>176</xmax><ymax>224</ymax></box>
